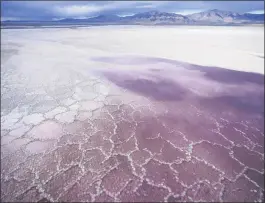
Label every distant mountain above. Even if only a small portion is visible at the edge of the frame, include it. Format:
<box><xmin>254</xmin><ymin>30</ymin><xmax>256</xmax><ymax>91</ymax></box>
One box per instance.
<box><xmin>123</xmin><ymin>10</ymin><xmax>194</xmax><ymax>24</ymax></box>
<box><xmin>59</xmin><ymin>18</ymin><xmax>84</xmax><ymax>23</ymax></box>
<box><xmin>57</xmin><ymin>9</ymin><xmax>264</xmax><ymax>24</ymax></box>
<box><xmin>241</xmin><ymin>13</ymin><xmax>264</xmax><ymax>22</ymax></box>
<box><xmin>57</xmin><ymin>11</ymin><xmax>194</xmax><ymax>24</ymax></box>
<box><xmin>58</xmin><ymin>14</ymin><xmax>121</xmax><ymax>23</ymax></box>
<box><xmin>87</xmin><ymin>14</ymin><xmax>121</xmax><ymax>22</ymax></box>
<box><xmin>2</xmin><ymin>9</ymin><xmax>264</xmax><ymax>26</ymax></box>
<box><xmin>187</xmin><ymin>9</ymin><xmax>264</xmax><ymax>23</ymax></box>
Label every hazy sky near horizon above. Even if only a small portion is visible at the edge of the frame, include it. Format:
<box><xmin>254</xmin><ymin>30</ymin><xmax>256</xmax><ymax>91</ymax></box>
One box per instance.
<box><xmin>1</xmin><ymin>1</ymin><xmax>264</xmax><ymax>20</ymax></box>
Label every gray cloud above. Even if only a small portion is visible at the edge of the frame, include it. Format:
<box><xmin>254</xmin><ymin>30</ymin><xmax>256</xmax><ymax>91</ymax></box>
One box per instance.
<box><xmin>1</xmin><ymin>1</ymin><xmax>264</xmax><ymax>20</ymax></box>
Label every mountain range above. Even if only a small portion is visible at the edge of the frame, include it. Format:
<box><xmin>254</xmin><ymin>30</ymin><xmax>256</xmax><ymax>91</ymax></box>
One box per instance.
<box><xmin>2</xmin><ymin>9</ymin><xmax>264</xmax><ymax>26</ymax></box>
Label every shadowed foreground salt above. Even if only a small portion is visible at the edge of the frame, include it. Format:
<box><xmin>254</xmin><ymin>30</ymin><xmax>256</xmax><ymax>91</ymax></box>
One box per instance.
<box><xmin>1</xmin><ymin>27</ymin><xmax>264</xmax><ymax>202</ymax></box>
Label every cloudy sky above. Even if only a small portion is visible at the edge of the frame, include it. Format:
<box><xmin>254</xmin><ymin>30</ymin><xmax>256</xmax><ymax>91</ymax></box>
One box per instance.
<box><xmin>1</xmin><ymin>1</ymin><xmax>264</xmax><ymax>21</ymax></box>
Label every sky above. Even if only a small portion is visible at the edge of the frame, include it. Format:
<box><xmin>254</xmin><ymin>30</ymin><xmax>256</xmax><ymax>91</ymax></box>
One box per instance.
<box><xmin>1</xmin><ymin>1</ymin><xmax>264</xmax><ymax>21</ymax></box>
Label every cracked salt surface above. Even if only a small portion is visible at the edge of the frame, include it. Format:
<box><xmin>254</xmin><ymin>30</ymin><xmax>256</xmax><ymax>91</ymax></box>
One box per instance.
<box><xmin>1</xmin><ymin>26</ymin><xmax>264</xmax><ymax>202</ymax></box>
<box><xmin>22</xmin><ymin>113</ymin><xmax>45</xmax><ymax>125</ymax></box>
<box><xmin>55</xmin><ymin>111</ymin><xmax>77</xmax><ymax>123</ymax></box>
<box><xmin>44</xmin><ymin>106</ymin><xmax>67</xmax><ymax>119</ymax></box>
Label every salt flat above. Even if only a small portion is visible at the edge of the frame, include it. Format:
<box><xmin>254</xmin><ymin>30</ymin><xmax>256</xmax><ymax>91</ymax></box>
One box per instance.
<box><xmin>1</xmin><ymin>25</ymin><xmax>264</xmax><ymax>202</ymax></box>
<box><xmin>2</xmin><ymin>25</ymin><xmax>264</xmax><ymax>74</ymax></box>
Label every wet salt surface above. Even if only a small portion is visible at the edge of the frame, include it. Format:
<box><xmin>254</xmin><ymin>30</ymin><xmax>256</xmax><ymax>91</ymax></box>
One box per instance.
<box><xmin>1</xmin><ymin>52</ymin><xmax>264</xmax><ymax>201</ymax></box>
